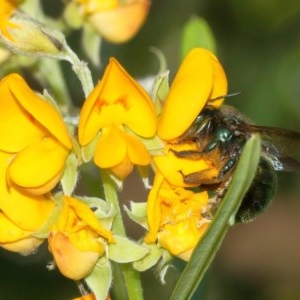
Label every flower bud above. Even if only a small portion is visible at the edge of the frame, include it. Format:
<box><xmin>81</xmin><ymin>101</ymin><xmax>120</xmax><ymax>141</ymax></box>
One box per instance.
<box><xmin>1</xmin><ymin>11</ymin><xmax>69</xmax><ymax>59</ymax></box>
<box><xmin>49</xmin><ymin>231</ymin><xmax>100</xmax><ymax>280</ymax></box>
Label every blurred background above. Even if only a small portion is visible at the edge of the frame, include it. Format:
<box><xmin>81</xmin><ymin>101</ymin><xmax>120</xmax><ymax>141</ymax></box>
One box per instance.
<box><xmin>1</xmin><ymin>0</ymin><xmax>300</xmax><ymax>299</ymax></box>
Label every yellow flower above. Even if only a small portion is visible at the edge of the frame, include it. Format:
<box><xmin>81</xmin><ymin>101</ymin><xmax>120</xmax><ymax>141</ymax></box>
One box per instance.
<box><xmin>78</xmin><ymin>57</ymin><xmax>157</xmax><ymax>178</ymax></box>
<box><xmin>145</xmin><ymin>172</ymin><xmax>210</xmax><ymax>261</ymax></box>
<box><xmin>49</xmin><ymin>196</ymin><xmax>113</xmax><ymax>280</ymax></box>
<box><xmin>153</xmin><ymin>48</ymin><xmax>228</xmax><ymax>186</ymax></box>
<box><xmin>0</xmin><ymin>73</ymin><xmax>72</xmax><ymax>195</ymax></box>
<box><xmin>75</xmin><ymin>0</ymin><xmax>150</xmax><ymax>43</ymax></box>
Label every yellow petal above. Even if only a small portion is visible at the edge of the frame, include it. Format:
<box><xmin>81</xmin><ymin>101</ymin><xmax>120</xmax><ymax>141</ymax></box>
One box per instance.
<box><xmin>144</xmin><ymin>172</ymin><xmax>164</xmax><ymax>243</ymax></box>
<box><xmin>65</xmin><ymin>196</ymin><xmax>113</xmax><ymax>242</ymax></box>
<box><xmin>158</xmin><ymin>48</ymin><xmax>227</xmax><ymax>141</ymax></box>
<box><xmin>78</xmin><ymin>58</ymin><xmax>156</xmax><ymax>145</ymax></box>
<box><xmin>0</xmin><ymin>0</ymin><xmax>18</xmax><ymax>40</ymax></box>
<box><xmin>207</xmin><ymin>50</ymin><xmax>228</xmax><ymax>107</ymax></box>
<box><xmin>0</xmin><ymin>211</ymin><xmax>32</xmax><ymax>242</ymax></box>
<box><xmin>0</xmin><ymin>236</ymin><xmax>44</xmax><ymax>255</ymax></box>
<box><xmin>110</xmin><ymin>156</ymin><xmax>134</xmax><ymax>178</ymax></box>
<box><xmin>7</xmin><ymin>138</ymin><xmax>69</xmax><ymax>194</ymax></box>
<box><xmin>94</xmin><ymin>126</ymin><xmax>127</xmax><ymax>168</ymax></box>
<box><xmin>0</xmin><ymin>151</ymin><xmax>55</xmax><ymax>231</ymax></box>
<box><xmin>8</xmin><ymin>73</ymin><xmax>72</xmax><ymax>149</ymax></box>
<box><xmin>0</xmin><ymin>212</ymin><xmax>44</xmax><ymax>254</ymax></box>
<box><xmin>88</xmin><ymin>0</ymin><xmax>150</xmax><ymax>43</ymax></box>
<box><xmin>125</xmin><ymin>133</ymin><xmax>151</xmax><ymax>165</ymax></box>
<box><xmin>0</xmin><ymin>75</ymin><xmax>44</xmax><ymax>152</ymax></box>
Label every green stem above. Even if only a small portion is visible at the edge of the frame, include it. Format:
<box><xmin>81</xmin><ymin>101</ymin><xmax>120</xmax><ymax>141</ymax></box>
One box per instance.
<box><xmin>64</xmin><ymin>45</ymin><xmax>94</xmax><ymax>97</ymax></box>
<box><xmin>101</xmin><ymin>170</ymin><xmax>144</xmax><ymax>300</ymax></box>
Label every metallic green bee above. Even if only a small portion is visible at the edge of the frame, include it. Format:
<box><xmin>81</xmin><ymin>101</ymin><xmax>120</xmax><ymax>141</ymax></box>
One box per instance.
<box><xmin>172</xmin><ymin>104</ymin><xmax>300</xmax><ymax>223</ymax></box>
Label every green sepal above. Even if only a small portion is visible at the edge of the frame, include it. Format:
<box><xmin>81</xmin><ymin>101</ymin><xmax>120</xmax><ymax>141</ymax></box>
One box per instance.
<box><xmin>170</xmin><ymin>135</ymin><xmax>261</xmax><ymax>300</ymax></box>
<box><xmin>181</xmin><ymin>16</ymin><xmax>217</xmax><ymax>61</ymax></box>
<box><xmin>80</xmin><ymin>133</ymin><xmax>100</xmax><ymax>163</ymax></box>
<box><xmin>82</xmin><ymin>23</ymin><xmax>102</xmax><ymax>67</ymax></box>
<box><xmin>152</xmin><ymin>71</ymin><xmax>170</xmax><ymax>115</ymax></box>
<box><xmin>108</xmin><ymin>236</ymin><xmax>149</xmax><ymax>263</ymax></box>
<box><xmin>85</xmin><ymin>257</ymin><xmax>112</xmax><ymax>300</ymax></box>
<box><xmin>157</xmin><ymin>249</ymin><xmax>173</xmax><ymax>284</ymax></box>
<box><xmin>133</xmin><ymin>242</ymin><xmax>162</xmax><ymax>272</ymax></box>
<box><xmin>60</xmin><ymin>153</ymin><xmax>78</xmax><ymax>195</ymax></box>
<box><xmin>124</xmin><ymin>127</ymin><xmax>164</xmax><ymax>156</ymax></box>
<box><xmin>124</xmin><ymin>201</ymin><xmax>148</xmax><ymax>229</ymax></box>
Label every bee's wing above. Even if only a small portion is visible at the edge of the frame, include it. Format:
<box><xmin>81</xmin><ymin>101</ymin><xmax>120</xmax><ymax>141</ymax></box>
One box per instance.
<box><xmin>242</xmin><ymin>125</ymin><xmax>300</xmax><ymax>157</ymax></box>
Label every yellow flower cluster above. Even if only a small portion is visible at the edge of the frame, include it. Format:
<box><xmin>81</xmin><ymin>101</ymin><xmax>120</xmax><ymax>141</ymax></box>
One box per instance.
<box><xmin>0</xmin><ymin>0</ymin><xmax>232</xmax><ymax>298</ymax></box>
<box><xmin>0</xmin><ymin>46</ymin><xmax>227</xmax><ymax>286</ymax></box>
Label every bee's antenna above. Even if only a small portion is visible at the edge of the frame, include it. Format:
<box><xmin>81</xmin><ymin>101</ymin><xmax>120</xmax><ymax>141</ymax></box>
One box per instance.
<box><xmin>209</xmin><ymin>91</ymin><xmax>242</xmax><ymax>102</ymax></box>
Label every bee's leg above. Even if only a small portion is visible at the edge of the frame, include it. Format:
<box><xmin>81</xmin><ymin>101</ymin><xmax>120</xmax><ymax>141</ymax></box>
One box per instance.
<box><xmin>179</xmin><ymin>169</ymin><xmax>219</xmax><ymax>185</ymax></box>
<box><xmin>170</xmin><ymin>149</ymin><xmax>203</xmax><ymax>160</ymax></box>
<box><xmin>201</xmin><ymin>140</ymin><xmax>221</xmax><ymax>153</ymax></box>
<box><xmin>218</xmin><ymin>156</ymin><xmax>238</xmax><ymax>180</ymax></box>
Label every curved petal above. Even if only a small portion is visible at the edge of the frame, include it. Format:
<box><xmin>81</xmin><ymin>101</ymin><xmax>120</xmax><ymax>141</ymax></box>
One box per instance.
<box><xmin>8</xmin><ymin>74</ymin><xmax>72</xmax><ymax>149</ymax></box>
<box><xmin>125</xmin><ymin>134</ymin><xmax>151</xmax><ymax>165</ymax></box>
<box><xmin>78</xmin><ymin>58</ymin><xmax>156</xmax><ymax>145</ymax></box>
<box><xmin>0</xmin><ymin>212</ymin><xmax>45</xmax><ymax>254</ymax></box>
<box><xmin>65</xmin><ymin>196</ymin><xmax>113</xmax><ymax>242</ymax></box>
<box><xmin>144</xmin><ymin>172</ymin><xmax>164</xmax><ymax>244</ymax></box>
<box><xmin>0</xmin><ymin>75</ymin><xmax>44</xmax><ymax>152</ymax></box>
<box><xmin>94</xmin><ymin>126</ymin><xmax>127</xmax><ymax>168</ymax></box>
<box><xmin>0</xmin><ymin>1</ymin><xmax>18</xmax><ymax>40</ymax></box>
<box><xmin>0</xmin><ymin>211</ymin><xmax>32</xmax><ymax>242</ymax></box>
<box><xmin>0</xmin><ymin>236</ymin><xmax>44</xmax><ymax>255</ymax></box>
<box><xmin>158</xmin><ymin>48</ymin><xmax>227</xmax><ymax>141</ymax></box>
<box><xmin>0</xmin><ymin>152</ymin><xmax>54</xmax><ymax>230</ymax></box>
<box><xmin>110</xmin><ymin>156</ymin><xmax>134</xmax><ymax>178</ymax></box>
<box><xmin>207</xmin><ymin>51</ymin><xmax>228</xmax><ymax>107</ymax></box>
<box><xmin>7</xmin><ymin>138</ymin><xmax>69</xmax><ymax>194</ymax></box>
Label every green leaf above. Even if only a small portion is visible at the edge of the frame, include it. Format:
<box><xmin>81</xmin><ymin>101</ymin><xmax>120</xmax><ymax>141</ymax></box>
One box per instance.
<box><xmin>170</xmin><ymin>135</ymin><xmax>261</xmax><ymax>300</ymax></box>
<box><xmin>108</xmin><ymin>236</ymin><xmax>149</xmax><ymax>263</ymax></box>
<box><xmin>181</xmin><ymin>16</ymin><xmax>217</xmax><ymax>61</ymax></box>
<box><xmin>85</xmin><ymin>258</ymin><xmax>112</xmax><ymax>300</ymax></box>
<box><xmin>124</xmin><ymin>201</ymin><xmax>148</xmax><ymax>229</ymax></box>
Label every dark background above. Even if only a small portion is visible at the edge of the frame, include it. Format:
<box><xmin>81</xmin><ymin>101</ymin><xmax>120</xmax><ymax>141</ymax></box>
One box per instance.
<box><xmin>1</xmin><ymin>0</ymin><xmax>300</xmax><ymax>299</ymax></box>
